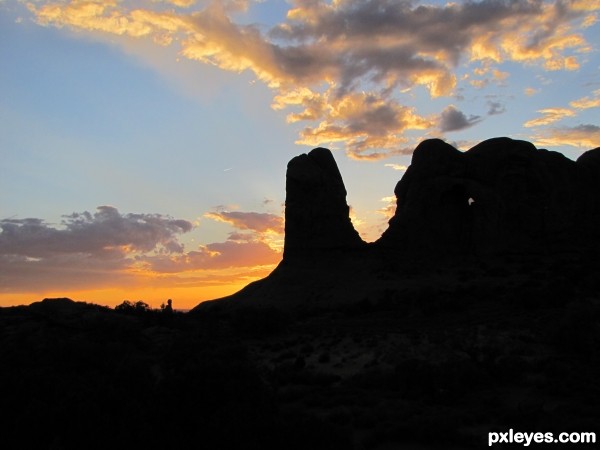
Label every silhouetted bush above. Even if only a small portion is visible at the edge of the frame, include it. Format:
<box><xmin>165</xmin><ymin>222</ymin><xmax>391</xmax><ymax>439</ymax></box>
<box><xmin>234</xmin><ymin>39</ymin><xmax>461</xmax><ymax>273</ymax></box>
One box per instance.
<box><xmin>115</xmin><ymin>300</ymin><xmax>151</xmax><ymax>315</ymax></box>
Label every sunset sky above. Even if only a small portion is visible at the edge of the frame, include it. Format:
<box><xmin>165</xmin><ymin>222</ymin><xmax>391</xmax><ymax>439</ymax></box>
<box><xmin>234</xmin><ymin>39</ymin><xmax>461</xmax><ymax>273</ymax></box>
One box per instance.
<box><xmin>1</xmin><ymin>0</ymin><xmax>599</xmax><ymax>309</ymax></box>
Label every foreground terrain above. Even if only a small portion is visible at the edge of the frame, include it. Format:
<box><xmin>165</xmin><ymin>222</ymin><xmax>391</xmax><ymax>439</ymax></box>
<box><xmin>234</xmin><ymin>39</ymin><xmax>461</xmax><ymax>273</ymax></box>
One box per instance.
<box><xmin>2</xmin><ymin>254</ymin><xmax>599</xmax><ymax>449</ymax></box>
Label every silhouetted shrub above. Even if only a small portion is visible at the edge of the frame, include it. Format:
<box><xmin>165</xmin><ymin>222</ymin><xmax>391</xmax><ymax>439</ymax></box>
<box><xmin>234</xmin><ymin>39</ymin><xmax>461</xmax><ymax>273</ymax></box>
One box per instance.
<box><xmin>115</xmin><ymin>300</ymin><xmax>151</xmax><ymax>315</ymax></box>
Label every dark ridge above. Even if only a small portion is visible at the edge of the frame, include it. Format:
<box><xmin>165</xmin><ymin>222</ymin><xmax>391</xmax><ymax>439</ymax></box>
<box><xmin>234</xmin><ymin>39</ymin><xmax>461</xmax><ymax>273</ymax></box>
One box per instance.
<box><xmin>194</xmin><ymin>137</ymin><xmax>600</xmax><ymax>313</ymax></box>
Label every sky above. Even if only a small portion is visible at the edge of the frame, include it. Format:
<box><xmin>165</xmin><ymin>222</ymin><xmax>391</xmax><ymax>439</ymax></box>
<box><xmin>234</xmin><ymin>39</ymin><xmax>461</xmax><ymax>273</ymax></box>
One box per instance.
<box><xmin>1</xmin><ymin>0</ymin><xmax>599</xmax><ymax>309</ymax></box>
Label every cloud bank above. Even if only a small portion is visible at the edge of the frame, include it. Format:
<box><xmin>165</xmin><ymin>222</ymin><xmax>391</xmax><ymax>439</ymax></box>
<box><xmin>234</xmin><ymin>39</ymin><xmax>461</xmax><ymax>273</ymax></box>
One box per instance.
<box><xmin>25</xmin><ymin>0</ymin><xmax>600</xmax><ymax>158</ymax></box>
<box><xmin>0</xmin><ymin>206</ymin><xmax>282</xmax><ymax>293</ymax></box>
<box><xmin>0</xmin><ymin>206</ymin><xmax>193</xmax><ymax>258</ymax></box>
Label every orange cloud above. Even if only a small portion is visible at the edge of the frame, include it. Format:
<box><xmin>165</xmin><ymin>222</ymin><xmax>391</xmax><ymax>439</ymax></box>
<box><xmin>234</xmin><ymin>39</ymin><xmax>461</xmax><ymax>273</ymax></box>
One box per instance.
<box><xmin>570</xmin><ymin>89</ymin><xmax>600</xmax><ymax>109</ymax></box>
<box><xmin>467</xmin><ymin>2</ymin><xmax>593</xmax><ymax>71</ymax></box>
<box><xmin>294</xmin><ymin>90</ymin><xmax>432</xmax><ymax>159</ymax></box>
<box><xmin>32</xmin><ymin>1</ymin><xmax>154</xmax><ymax>37</ymax></box>
<box><xmin>205</xmin><ymin>211</ymin><xmax>284</xmax><ymax>234</ymax></box>
<box><xmin>523</xmin><ymin>108</ymin><xmax>576</xmax><ymax>128</ymax></box>
<box><xmin>166</xmin><ymin>0</ymin><xmax>197</xmax><ymax>7</ymax></box>
<box><xmin>349</xmin><ymin>195</ymin><xmax>398</xmax><ymax>243</ymax></box>
<box><xmin>140</xmin><ymin>240</ymin><xmax>281</xmax><ymax>273</ymax></box>
<box><xmin>471</xmin><ymin>62</ymin><xmax>510</xmax><ymax>89</ymax></box>
<box><xmin>524</xmin><ymin>87</ymin><xmax>540</xmax><ymax>96</ymax></box>
<box><xmin>534</xmin><ymin>124</ymin><xmax>600</xmax><ymax>149</ymax></box>
<box><xmin>25</xmin><ymin>0</ymin><xmax>600</xmax><ymax>157</ymax></box>
<box><xmin>378</xmin><ymin>196</ymin><xmax>397</xmax><ymax>221</ymax></box>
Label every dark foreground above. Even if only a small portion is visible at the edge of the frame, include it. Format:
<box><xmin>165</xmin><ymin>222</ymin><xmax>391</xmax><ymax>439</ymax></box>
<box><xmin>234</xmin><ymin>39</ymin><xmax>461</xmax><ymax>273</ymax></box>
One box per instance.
<box><xmin>2</xmin><ymin>258</ymin><xmax>600</xmax><ymax>450</ymax></box>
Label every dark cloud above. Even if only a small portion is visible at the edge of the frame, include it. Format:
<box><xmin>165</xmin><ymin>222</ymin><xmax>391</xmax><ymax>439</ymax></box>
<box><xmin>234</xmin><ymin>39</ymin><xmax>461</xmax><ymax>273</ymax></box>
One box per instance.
<box><xmin>439</xmin><ymin>105</ymin><xmax>482</xmax><ymax>132</ymax></box>
<box><xmin>269</xmin><ymin>0</ymin><xmax>575</xmax><ymax>90</ymax></box>
<box><xmin>0</xmin><ymin>206</ymin><xmax>193</xmax><ymax>258</ymax></box>
<box><xmin>293</xmin><ymin>91</ymin><xmax>432</xmax><ymax>159</ymax></box>
<box><xmin>487</xmin><ymin>101</ymin><xmax>506</xmax><ymax>115</ymax></box>
<box><xmin>272</xmin><ymin>0</ymin><xmax>543</xmax><ymax>56</ymax></box>
<box><xmin>227</xmin><ymin>232</ymin><xmax>256</xmax><ymax>242</ymax></box>
<box><xmin>0</xmin><ymin>253</ymin><xmax>132</xmax><ymax>292</ymax></box>
<box><xmin>0</xmin><ymin>206</ymin><xmax>195</xmax><ymax>291</ymax></box>
<box><xmin>575</xmin><ymin>124</ymin><xmax>600</xmax><ymax>133</ymax></box>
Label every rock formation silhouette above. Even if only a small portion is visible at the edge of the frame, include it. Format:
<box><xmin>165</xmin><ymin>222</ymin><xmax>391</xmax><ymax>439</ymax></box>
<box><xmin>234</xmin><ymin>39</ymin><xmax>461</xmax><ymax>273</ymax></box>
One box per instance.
<box><xmin>378</xmin><ymin>137</ymin><xmax>600</xmax><ymax>256</ymax></box>
<box><xmin>195</xmin><ymin>137</ymin><xmax>600</xmax><ymax>312</ymax></box>
<box><xmin>284</xmin><ymin>147</ymin><xmax>365</xmax><ymax>259</ymax></box>
<box><xmin>283</xmin><ymin>137</ymin><xmax>600</xmax><ymax>261</ymax></box>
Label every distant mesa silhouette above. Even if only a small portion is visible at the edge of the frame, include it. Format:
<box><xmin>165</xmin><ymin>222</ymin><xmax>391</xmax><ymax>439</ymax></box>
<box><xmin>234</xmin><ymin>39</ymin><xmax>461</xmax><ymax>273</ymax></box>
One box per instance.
<box><xmin>193</xmin><ymin>137</ymin><xmax>600</xmax><ymax>312</ymax></box>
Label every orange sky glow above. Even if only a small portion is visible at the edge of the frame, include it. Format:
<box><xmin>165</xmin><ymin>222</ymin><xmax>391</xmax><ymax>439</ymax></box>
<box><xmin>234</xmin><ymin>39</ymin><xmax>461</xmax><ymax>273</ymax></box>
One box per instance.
<box><xmin>0</xmin><ymin>263</ymin><xmax>279</xmax><ymax>310</ymax></box>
